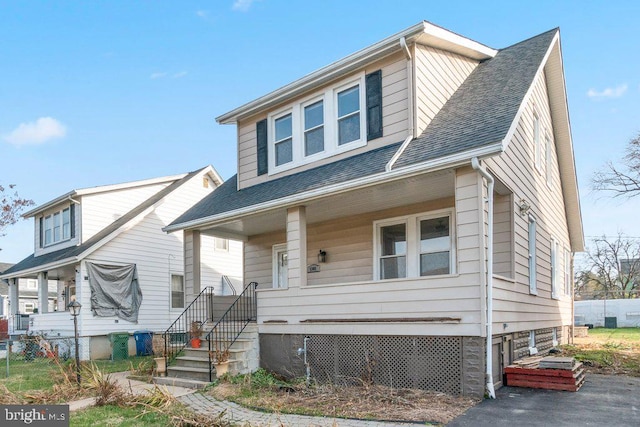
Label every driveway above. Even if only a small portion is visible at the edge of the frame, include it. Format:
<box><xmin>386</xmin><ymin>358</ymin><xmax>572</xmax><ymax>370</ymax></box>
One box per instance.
<box><xmin>448</xmin><ymin>374</ymin><xmax>640</xmax><ymax>426</ymax></box>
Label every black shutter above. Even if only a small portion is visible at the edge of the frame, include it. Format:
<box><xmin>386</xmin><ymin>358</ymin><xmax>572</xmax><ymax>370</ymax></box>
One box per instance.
<box><xmin>256</xmin><ymin>119</ymin><xmax>268</xmax><ymax>176</ymax></box>
<box><xmin>39</xmin><ymin>217</ymin><xmax>43</xmax><ymax>248</ymax></box>
<box><xmin>366</xmin><ymin>69</ymin><xmax>383</xmax><ymax>141</ymax></box>
<box><xmin>70</xmin><ymin>203</ymin><xmax>76</xmax><ymax>238</ymax></box>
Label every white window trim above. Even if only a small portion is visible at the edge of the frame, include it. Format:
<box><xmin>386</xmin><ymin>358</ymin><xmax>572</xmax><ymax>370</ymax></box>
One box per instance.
<box><xmin>552</xmin><ymin>327</ymin><xmax>559</xmax><ymax>347</ymax></box>
<box><xmin>267</xmin><ymin>73</ymin><xmax>367</xmax><ymax>175</ymax></box>
<box><xmin>272</xmin><ymin>243</ymin><xmax>288</xmax><ymax>289</ymax></box>
<box><xmin>169</xmin><ymin>273</ymin><xmax>185</xmax><ymax>310</ymax></box>
<box><xmin>564</xmin><ymin>248</ymin><xmax>571</xmax><ymax>296</ymax></box>
<box><xmin>42</xmin><ymin>205</ymin><xmax>72</xmax><ymax>247</ymax></box>
<box><xmin>373</xmin><ymin>208</ymin><xmax>456</xmax><ymax>281</ymax></box>
<box><xmin>214</xmin><ymin>237</ymin><xmax>229</xmax><ymax>252</ymax></box>
<box><xmin>528</xmin><ymin>215</ymin><xmax>537</xmax><ymax>295</ymax></box>
<box><xmin>533</xmin><ymin>110</ymin><xmax>542</xmax><ymax>173</ymax></box>
<box><xmin>551</xmin><ymin>237</ymin><xmax>559</xmax><ymax>299</ymax></box>
<box><xmin>545</xmin><ymin>130</ymin><xmax>553</xmax><ymax>188</ymax></box>
<box><xmin>528</xmin><ymin>330</ymin><xmax>538</xmax><ymax>355</ymax></box>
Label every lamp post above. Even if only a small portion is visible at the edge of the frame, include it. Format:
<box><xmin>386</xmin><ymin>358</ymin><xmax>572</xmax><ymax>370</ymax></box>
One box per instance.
<box><xmin>68</xmin><ymin>301</ymin><xmax>82</xmax><ymax>385</ymax></box>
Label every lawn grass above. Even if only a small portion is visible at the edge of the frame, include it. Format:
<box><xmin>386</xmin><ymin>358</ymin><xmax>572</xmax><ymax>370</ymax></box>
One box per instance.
<box><xmin>562</xmin><ymin>327</ymin><xmax>640</xmax><ymax>376</ymax></box>
<box><xmin>70</xmin><ymin>404</ymin><xmax>172</xmax><ymax>427</ymax></box>
<box><xmin>0</xmin><ymin>355</ymin><xmax>154</xmax><ymax>394</ymax></box>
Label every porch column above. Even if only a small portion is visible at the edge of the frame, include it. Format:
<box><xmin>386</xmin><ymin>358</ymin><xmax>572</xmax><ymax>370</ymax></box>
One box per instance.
<box><xmin>38</xmin><ymin>271</ymin><xmax>48</xmax><ymax>314</ymax></box>
<box><xmin>286</xmin><ymin>206</ymin><xmax>307</xmax><ymax>288</ymax></box>
<box><xmin>184</xmin><ymin>229</ymin><xmax>201</xmax><ymax>299</ymax></box>
<box><xmin>9</xmin><ymin>278</ymin><xmax>19</xmax><ymax>315</ymax></box>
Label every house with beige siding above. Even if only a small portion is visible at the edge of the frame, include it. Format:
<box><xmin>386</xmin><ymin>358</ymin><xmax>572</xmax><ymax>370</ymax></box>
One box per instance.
<box><xmin>165</xmin><ymin>21</ymin><xmax>583</xmax><ymax>398</ymax></box>
<box><xmin>0</xmin><ymin>167</ymin><xmax>243</xmax><ymax>360</ymax></box>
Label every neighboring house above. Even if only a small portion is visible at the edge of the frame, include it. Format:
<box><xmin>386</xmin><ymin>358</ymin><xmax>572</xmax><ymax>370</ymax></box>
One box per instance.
<box><xmin>165</xmin><ymin>21</ymin><xmax>584</xmax><ymax>398</ymax></box>
<box><xmin>0</xmin><ymin>167</ymin><xmax>243</xmax><ymax>360</ymax></box>
<box><xmin>0</xmin><ymin>263</ymin><xmax>58</xmax><ymax>321</ymax></box>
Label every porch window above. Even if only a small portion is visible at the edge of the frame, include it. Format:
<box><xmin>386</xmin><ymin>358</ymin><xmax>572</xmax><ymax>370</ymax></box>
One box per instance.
<box><xmin>171</xmin><ymin>274</ymin><xmax>184</xmax><ymax>309</ymax></box>
<box><xmin>375</xmin><ymin>209</ymin><xmax>455</xmax><ymax>280</ymax></box>
<box><xmin>272</xmin><ymin>244</ymin><xmax>288</xmax><ymax>289</ymax></box>
<box><xmin>379</xmin><ymin>223</ymin><xmax>407</xmax><ymax>279</ymax></box>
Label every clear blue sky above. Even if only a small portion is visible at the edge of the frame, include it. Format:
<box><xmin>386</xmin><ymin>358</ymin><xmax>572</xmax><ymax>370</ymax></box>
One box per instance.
<box><xmin>1</xmin><ymin>0</ymin><xmax>639</xmax><ymax>263</ymax></box>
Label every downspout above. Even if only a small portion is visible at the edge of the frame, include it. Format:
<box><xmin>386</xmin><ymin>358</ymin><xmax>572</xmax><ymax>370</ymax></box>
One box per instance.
<box><xmin>386</xmin><ymin>37</ymin><xmax>415</xmax><ymax>173</ymax></box>
<box><xmin>471</xmin><ymin>157</ymin><xmax>495</xmax><ymax>399</ymax></box>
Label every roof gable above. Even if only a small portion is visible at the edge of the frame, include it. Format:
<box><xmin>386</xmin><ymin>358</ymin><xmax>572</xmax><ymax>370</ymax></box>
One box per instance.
<box><xmin>1</xmin><ymin>167</ymin><xmax>211</xmax><ymax>277</ymax></box>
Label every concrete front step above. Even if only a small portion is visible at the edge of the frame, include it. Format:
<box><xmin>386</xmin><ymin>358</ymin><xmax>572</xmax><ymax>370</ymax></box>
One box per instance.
<box><xmin>174</xmin><ymin>356</ymin><xmax>211</xmax><ymax>369</ymax></box>
<box><xmin>154</xmin><ymin>376</ymin><xmax>210</xmax><ymax>390</ymax></box>
<box><xmin>167</xmin><ymin>366</ymin><xmax>212</xmax><ymax>382</ymax></box>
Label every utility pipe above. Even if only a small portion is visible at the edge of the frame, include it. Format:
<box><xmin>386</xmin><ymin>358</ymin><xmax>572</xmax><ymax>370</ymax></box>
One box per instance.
<box><xmin>399</xmin><ymin>36</ymin><xmax>416</xmax><ymax>138</ymax></box>
<box><xmin>471</xmin><ymin>157</ymin><xmax>496</xmax><ymax>399</ymax></box>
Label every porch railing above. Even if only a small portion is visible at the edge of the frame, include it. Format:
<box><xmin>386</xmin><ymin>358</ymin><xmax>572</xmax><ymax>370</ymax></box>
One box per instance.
<box><xmin>206</xmin><ymin>282</ymin><xmax>258</xmax><ymax>381</ymax></box>
<box><xmin>163</xmin><ymin>286</ymin><xmax>215</xmax><ymax>364</ymax></box>
<box><xmin>10</xmin><ymin>314</ymin><xmax>30</xmax><ymax>333</ymax></box>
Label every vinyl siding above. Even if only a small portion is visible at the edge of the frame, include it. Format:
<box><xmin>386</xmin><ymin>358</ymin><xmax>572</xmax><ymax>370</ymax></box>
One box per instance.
<box><xmin>414</xmin><ymin>44</ymin><xmax>478</xmax><ymax>135</ymax></box>
<box><xmin>76</xmin><ymin>172</ymin><xmax>243</xmax><ymax>336</ymax></box>
<box><xmin>237</xmin><ymin>52</ymin><xmax>409</xmax><ymax>190</ymax></box>
<box><xmin>245</xmin><ymin>169</ymin><xmax>483</xmax><ymax>336</ymax></box>
<box><xmin>484</xmin><ymin>70</ymin><xmax>573</xmax><ymax>332</ymax></box>
<box><xmin>80</xmin><ymin>183</ymin><xmax>170</xmax><ymax>242</ymax></box>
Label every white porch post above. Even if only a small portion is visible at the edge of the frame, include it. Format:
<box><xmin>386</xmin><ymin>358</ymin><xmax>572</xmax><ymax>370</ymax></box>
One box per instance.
<box><xmin>286</xmin><ymin>206</ymin><xmax>307</xmax><ymax>288</ymax></box>
<box><xmin>9</xmin><ymin>278</ymin><xmax>19</xmax><ymax>316</ymax></box>
<box><xmin>184</xmin><ymin>229</ymin><xmax>202</xmax><ymax>299</ymax></box>
<box><xmin>37</xmin><ymin>271</ymin><xmax>48</xmax><ymax>314</ymax></box>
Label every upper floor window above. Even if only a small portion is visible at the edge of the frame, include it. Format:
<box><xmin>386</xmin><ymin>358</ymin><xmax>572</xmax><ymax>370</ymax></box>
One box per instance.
<box><xmin>43</xmin><ymin>206</ymin><xmax>72</xmax><ymax>246</ymax></box>
<box><xmin>545</xmin><ymin>132</ymin><xmax>553</xmax><ymax>187</ymax></box>
<box><xmin>528</xmin><ymin>215</ymin><xmax>537</xmax><ymax>295</ymax></box>
<box><xmin>268</xmin><ymin>74</ymin><xmax>367</xmax><ymax>174</ymax></box>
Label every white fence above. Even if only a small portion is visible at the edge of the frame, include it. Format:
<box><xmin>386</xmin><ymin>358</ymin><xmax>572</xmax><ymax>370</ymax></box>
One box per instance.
<box><xmin>574</xmin><ymin>299</ymin><xmax>640</xmax><ymax>327</ymax></box>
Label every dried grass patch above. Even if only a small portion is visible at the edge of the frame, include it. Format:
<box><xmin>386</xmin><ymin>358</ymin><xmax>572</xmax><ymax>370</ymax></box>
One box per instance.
<box><xmin>209</xmin><ymin>380</ymin><xmax>478</xmax><ymax>425</ymax></box>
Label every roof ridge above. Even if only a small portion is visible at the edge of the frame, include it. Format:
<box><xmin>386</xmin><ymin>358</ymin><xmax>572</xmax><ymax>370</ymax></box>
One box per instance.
<box><xmin>499</xmin><ymin>27</ymin><xmax>559</xmax><ymax>52</ymax></box>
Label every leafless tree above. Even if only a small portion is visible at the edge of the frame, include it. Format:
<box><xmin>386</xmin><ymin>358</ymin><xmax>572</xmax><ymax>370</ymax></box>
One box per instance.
<box><xmin>0</xmin><ymin>183</ymin><xmax>34</xmax><ymax>237</ymax></box>
<box><xmin>576</xmin><ymin>234</ymin><xmax>640</xmax><ymax>299</ymax></box>
<box><xmin>593</xmin><ymin>133</ymin><xmax>640</xmax><ymax>198</ymax></box>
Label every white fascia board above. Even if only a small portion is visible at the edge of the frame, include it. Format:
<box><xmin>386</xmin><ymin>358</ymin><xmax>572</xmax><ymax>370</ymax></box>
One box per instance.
<box><xmin>500</xmin><ymin>31</ymin><xmax>559</xmax><ymax>153</ymax></box>
<box><xmin>417</xmin><ymin>22</ymin><xmax>497</xmax><ymax>60</ymax></box>
<box><xmin>23</xmin><ymin>173</ymin><xmax>188</xmax><ymax>218</ymax></box>
<box><xmin>0</xmin><ymin>257</ymin><xmax>78</xmax><ymax>280</ymax></box>
<box><xmin>216</xmin><ymin>21</ymin><xmax>496</xmax><ymax>124</ymax></box>
<box><xmin>164</xmin><ymin>142</ymin><xmax>503</xmax><ymax>233</ymax></box>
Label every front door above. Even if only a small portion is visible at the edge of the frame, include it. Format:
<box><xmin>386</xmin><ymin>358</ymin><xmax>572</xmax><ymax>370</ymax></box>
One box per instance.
<box><xmin>273</xmin><ymin>244</ymin><xmax>288</xmax><ymax>289</ymax></box>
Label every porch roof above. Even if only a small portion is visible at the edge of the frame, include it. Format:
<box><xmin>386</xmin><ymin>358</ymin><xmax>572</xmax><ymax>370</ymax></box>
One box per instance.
<box><xmin>1</xmin><ymin>167</ymin><xmax>208</xmax><ymax>279</ymax></box>
<box><xmin>166</xmin><ymin>141</ymin><xmax>403</xmax><ymax>231</ymax></box>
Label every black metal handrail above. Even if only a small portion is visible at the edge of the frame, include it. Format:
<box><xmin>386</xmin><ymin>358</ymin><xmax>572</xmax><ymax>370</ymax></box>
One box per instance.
<box><xmin>163</xmin><ymin>286</ymin><xmax>215</xmax><ymax>365</ymax></box>
<box><xmin>206</xmin><ymin>282</ymin><xmax>258</xmax><ymax>381</ymax></box>
<box><xmin>222</xmin><ymin>275</ymin><xmax>237</xmax><ymax>295</ymax></box>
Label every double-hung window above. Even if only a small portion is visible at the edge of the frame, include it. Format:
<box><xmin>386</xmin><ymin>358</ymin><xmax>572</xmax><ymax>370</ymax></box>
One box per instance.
<box><xmin>268</xmin><ymin>75</ymin><xmax>367</xmax><ymax>173</ymax></box>
<box><xmin>375</xmin><ymin>210</ymin><xmax>454</xmax><ymax>280</ymax></box>
<box><xmin>274</xmin><ymin>113</ymin><xmax>293</xmax><ymax>167</ymax></box>
<box><xmin>551</xmin><ymin>238</ymin><xmax>559</xmax><ymax>299</ymax></box>
<box><xmin>43</xmin><ymin>206</ymin><xmax>72</xmax><ymax>246</ymax></box>
<box><xmin>534</xmin><ymin>112</ymin><xmax>541</xmax><ymax>172</ymax></box>
<box><xmin>304</xmin><ymin>100</ymin><xmax>324</xmax><ymax>156</ymax></box>
<box><xmin>545</xmin><ymin>132</ymin><xmax>553</xmax><ymax>187</ymax></box>
<box><xmin>337</xmin><ymin>85</ymin><xmax>361</xmax><ymax>145</ymax></box>
<box><xmin>171</xmin><ymin>274</ymin><xmax>185</xmax><ymax>309</ymax></box>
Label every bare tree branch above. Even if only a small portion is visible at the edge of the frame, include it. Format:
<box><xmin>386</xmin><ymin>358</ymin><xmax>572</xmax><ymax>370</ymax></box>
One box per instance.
<box><xmin>0</xmin><ymin>183</ymin><xmax>35</xmax><ymax>237</ymax></box>
<box><xmin>593</xmin><ymin>133</ymin><xmax>640</xmax><ymax>198</ymax></box>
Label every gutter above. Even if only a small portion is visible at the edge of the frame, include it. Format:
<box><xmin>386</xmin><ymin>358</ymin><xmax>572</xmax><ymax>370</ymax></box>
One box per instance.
<box><xmin>471</xmin><ymin>157</ymin><xmax>495</xmax><ymax>399</ymax></box>
<box><xmin>164</xmin><ymin>142</ymin><xmax>503</xmax><ymax>233</ymax></box>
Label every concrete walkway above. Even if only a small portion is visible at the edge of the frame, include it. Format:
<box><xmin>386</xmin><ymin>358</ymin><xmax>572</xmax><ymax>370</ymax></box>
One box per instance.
<box><xmin>179</xmin><ymin>393</ymin><xmax>427</xmax><ymax>427</ymax></box>
<box><xmin>68</xmin><ymin>371</ymin><xmax>195</xmax><ymax>412</ymax></box>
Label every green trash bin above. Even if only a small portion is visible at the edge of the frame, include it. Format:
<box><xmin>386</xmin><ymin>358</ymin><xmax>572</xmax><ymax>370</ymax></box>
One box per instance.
<box><xmin>109</xmin><ymin>333</ymin><xmax>130</xmax><ymax>361</ymax></box>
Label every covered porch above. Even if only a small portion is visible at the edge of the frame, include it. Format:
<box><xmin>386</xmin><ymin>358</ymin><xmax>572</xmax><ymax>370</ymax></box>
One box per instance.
<box><xmin>184</xmin><ymin>167</ymin><xmax>498</xmax><ymax>337</ymax></box>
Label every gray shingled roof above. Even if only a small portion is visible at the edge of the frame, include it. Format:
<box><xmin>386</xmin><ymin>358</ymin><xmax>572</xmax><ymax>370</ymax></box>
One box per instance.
<box><xmin>2</xmin><ymin>168</ymin><xmax>206</xmax><ymax>277</ymax></box>
<box><xmin>394</xmin><ymin>28</ymin><xmax>557</xmax><ymax>168</ymax></box>
<box><xmin>169</xmin><ymin>142</ymin><xmax>403</xmax><ymax>226</ymax></box>
<box><xmin>170</xmin><ymin>29</ymin><xmax>557</xmax><ymax>230</ymax></box>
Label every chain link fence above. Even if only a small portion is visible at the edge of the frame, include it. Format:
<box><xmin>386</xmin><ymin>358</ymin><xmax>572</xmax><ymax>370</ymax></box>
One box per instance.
<box><xmin>1</xmin><ymin>333</ymin><xmax>81</xmax><ymax>378</ymax></box>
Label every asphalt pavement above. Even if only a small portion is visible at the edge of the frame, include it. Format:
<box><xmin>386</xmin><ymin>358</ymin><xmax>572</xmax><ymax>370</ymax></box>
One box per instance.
<box><xmin>448</xmin><ymin>374</ymin><xmax>640</xmax><ymax>426</ymax></box>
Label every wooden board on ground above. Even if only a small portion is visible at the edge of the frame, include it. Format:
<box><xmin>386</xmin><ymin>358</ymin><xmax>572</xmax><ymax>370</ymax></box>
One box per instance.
<box><xmin>539</xmin><ymin>356</ymin><xmax>575</xmax><ymax>370</ymax></box>
<box><xmin>505</xmin><ymin>358</ymin><xmax>585</xmax><ymax>392</ymax></box>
